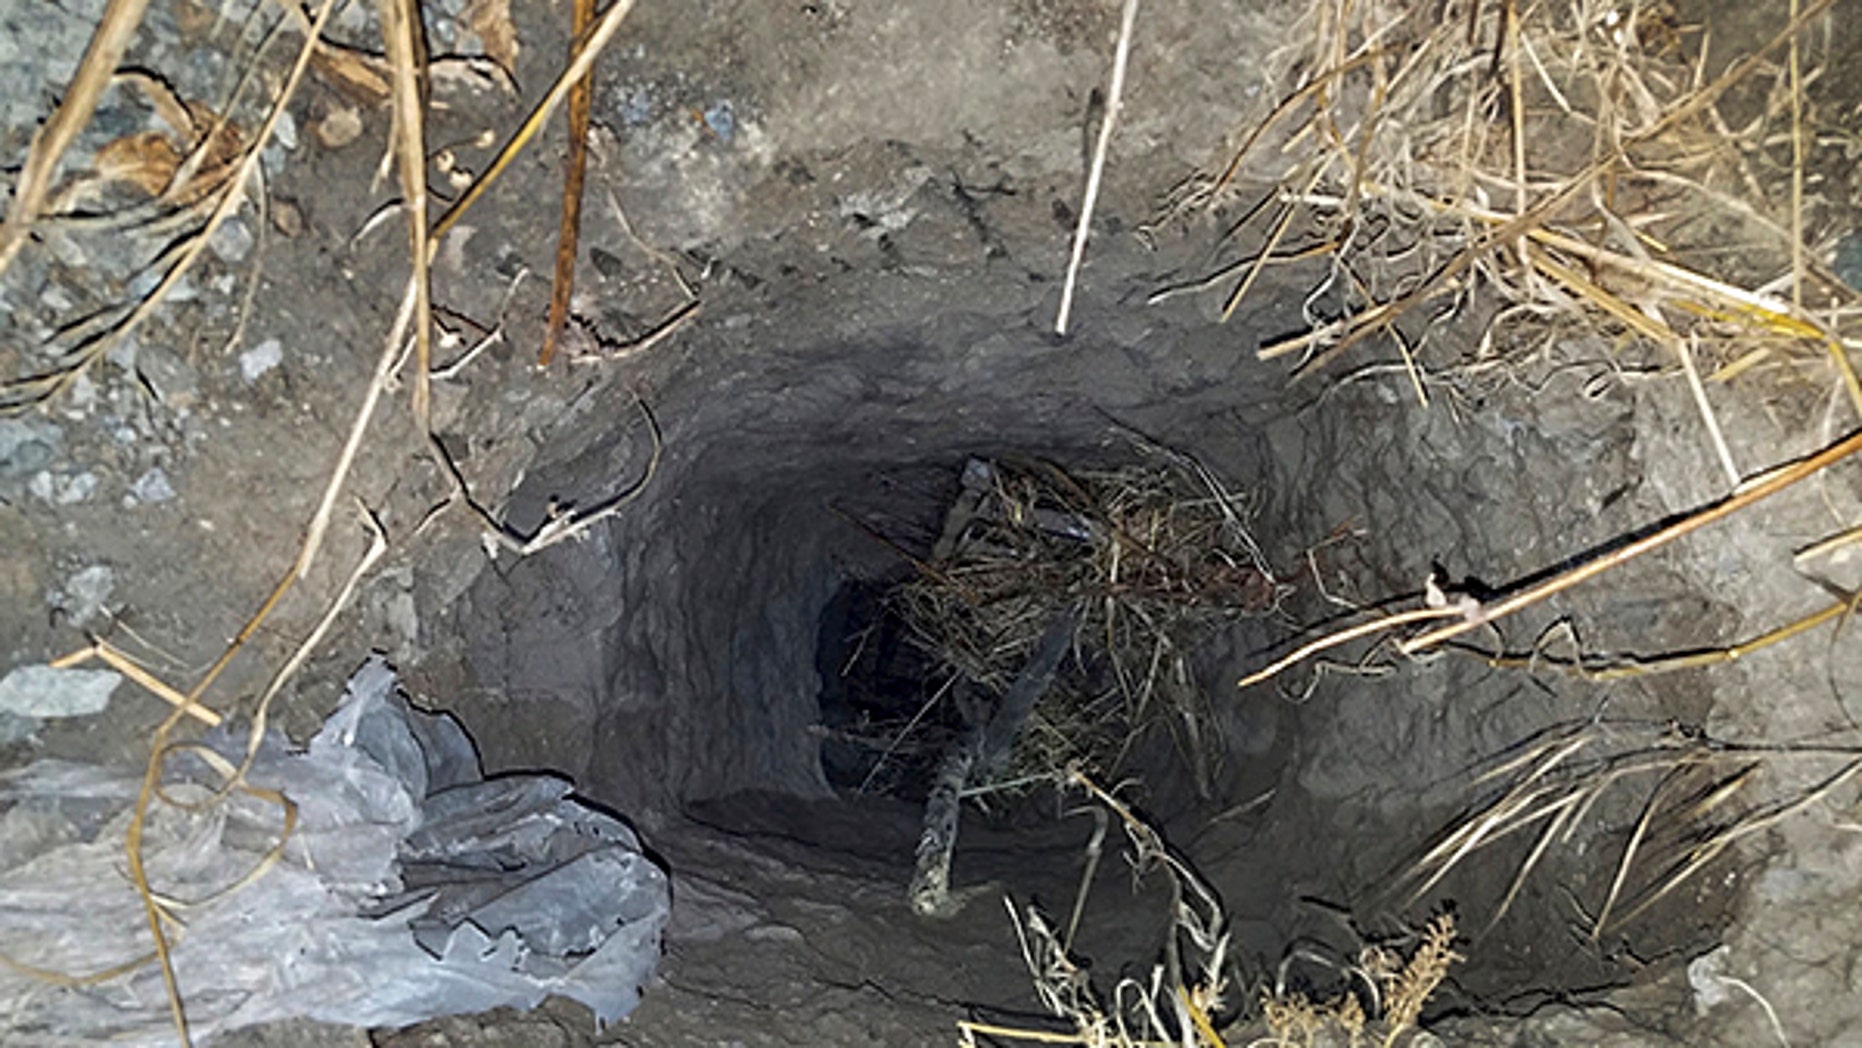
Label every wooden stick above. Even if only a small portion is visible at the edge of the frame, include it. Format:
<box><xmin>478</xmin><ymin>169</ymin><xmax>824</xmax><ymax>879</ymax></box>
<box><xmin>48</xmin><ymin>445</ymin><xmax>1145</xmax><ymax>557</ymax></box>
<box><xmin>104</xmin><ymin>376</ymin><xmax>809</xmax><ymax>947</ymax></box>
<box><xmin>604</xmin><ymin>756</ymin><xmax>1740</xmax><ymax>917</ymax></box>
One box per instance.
<box><xmin>1055</xmin><ymin>0</ymin><xmax>1140</xmax><ymax>335</ymax></box>
<box><xmin>1401</xmin><ymin>426</ymin><xmax>1862</xmax><ymax>654</ymax></box>
<box><xmin>540</xmin><ymin>0</ymin><xmax>598</xmax><ymax>367</ymax></box>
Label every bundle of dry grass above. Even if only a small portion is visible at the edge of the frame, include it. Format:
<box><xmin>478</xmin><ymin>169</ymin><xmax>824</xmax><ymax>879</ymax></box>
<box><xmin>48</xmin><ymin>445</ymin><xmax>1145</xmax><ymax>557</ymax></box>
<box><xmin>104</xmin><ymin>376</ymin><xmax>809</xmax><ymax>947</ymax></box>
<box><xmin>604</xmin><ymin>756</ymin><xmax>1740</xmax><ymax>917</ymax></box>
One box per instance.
<box><xmin>1401</xmin><ymin>717</ymin><xmax>1862</xmax><ymax>938</ymax></box>
<box><xmin>888</xmin><ymin>453</ymin><xmax>1286</xmax><ymax>799</ymax></box>
<box><xmin>1160</xmin><ymin>0</ymin><xmax>1859</xmax><ymax>427</ymax></box>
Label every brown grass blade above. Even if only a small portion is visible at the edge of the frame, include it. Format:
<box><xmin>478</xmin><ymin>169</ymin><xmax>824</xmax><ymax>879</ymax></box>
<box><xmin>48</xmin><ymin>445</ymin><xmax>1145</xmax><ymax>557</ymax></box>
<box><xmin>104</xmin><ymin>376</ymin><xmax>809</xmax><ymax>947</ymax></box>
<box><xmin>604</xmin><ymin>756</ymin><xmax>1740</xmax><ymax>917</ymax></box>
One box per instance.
<box><xmin>0</xmin><ymin>0</ymin><xmax>152</xmax><ymax>279</ymax></box>
<box><xmin>379</xmin><ymin>0</ymin><xmax>432</xmax><ymax>429</ymax></box>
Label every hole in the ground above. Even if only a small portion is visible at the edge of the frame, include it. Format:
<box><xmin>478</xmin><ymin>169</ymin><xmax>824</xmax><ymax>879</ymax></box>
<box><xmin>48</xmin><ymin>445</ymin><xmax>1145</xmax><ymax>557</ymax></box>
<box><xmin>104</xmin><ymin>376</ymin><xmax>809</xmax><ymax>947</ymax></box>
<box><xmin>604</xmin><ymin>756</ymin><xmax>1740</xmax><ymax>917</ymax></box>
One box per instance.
<box><xmin>439</xmin><ymin>289</ymin><xmax>1741</xmax><ymax>1036</ymax></box>
<box><xmin>813</xmin><ymin>575</ymin><xmax>949</xmax><ymax>797</ymax></box>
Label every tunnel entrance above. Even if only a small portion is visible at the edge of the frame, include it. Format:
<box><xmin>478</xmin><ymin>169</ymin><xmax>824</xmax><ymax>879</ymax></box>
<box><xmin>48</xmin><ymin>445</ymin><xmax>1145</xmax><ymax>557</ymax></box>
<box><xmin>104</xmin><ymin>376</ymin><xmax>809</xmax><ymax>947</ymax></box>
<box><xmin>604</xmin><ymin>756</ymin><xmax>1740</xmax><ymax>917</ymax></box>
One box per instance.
<box><xmin>439</xmin><ymin>240</ymin><xmax>1748</xmax><ymax>1041</ymax></box>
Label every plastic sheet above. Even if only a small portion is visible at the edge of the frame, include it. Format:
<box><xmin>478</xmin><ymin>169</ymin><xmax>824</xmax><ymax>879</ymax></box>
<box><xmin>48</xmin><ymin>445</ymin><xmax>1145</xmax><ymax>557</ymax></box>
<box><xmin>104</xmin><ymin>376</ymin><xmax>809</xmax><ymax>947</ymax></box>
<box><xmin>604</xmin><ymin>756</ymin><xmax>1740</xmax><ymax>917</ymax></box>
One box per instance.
<box><xmin>0</xmin><ymin>656</ymin><xmax>670</xmax><ymax>1045</ymax></box>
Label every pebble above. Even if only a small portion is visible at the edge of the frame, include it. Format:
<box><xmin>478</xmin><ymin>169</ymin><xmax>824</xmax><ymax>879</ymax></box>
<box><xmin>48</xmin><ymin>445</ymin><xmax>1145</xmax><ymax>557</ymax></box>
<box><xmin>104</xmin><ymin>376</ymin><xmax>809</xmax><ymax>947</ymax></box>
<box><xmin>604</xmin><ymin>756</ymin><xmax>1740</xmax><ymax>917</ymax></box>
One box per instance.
<box><xmin>0</xmin><ymin>418</ymin><xmax>61</xmax><ymax>479</ymax></box>
<box><xmin>137</xmin><ymin>345</ymin><xmax>200</xmax><ymax>409</ymax></box>
<box><xmin>272</xmin><ymin>198</ymin><xmax>304</xmax><ymax>237</ymax></box>
<box><xmin>704</xmin><ymin>101</ymin><xmax>736</xmax><ymax>143</ymax></box>
<box><xmin>241</xmin><ymin>338</ymin><xmax>283</xmax><ymax>382</ymax></box>
<box><xmin>64</xmin><ymin>371</ymin><xmax>97</xmax><ymax>414</ymax></box>
<box><xmin>0</xmin><ymin>665</ymin><xmax>122</xmax><ymax>719</ymax></box>
<box><xmin>62</xmin><ymin>564</ymin><xmax>115</xmax><ymax>628</ymax></box>
<box><xmin>315</xmin><ymin>106</ymin><xmax>364</xmax><ymax>150</ymax></box>
<box><xmin>210</xmin><ymin>217</ymin><xmax>254</xmax><ymax>264</ymax></box>
<box><xmin>107</xmin><ymin>334</ymin><xmax>139</xmax><ymax>371</ymax></box>
<box><xmin>28</xmin><ymin>469</ymin><xmax>97</xmax><ymax>505</ymax></box>
<box><xmin>130</xmin><ymin>466</ymin><xmax>176</xmax><ymax>504</ymax></box>
<box><xmin>274</xmin><ymin>107</ymin><xmax>298</xmax><ymax>150</ymax></box>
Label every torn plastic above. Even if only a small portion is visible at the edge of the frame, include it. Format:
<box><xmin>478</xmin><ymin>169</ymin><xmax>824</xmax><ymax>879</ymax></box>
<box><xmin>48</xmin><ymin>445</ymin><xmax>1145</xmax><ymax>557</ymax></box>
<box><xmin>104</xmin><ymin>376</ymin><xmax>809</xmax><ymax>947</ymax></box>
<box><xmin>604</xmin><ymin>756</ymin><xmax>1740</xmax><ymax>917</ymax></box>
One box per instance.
<box><xmin>0</xmin><ymin>656</ymin><xmax>670</xmax><ymax>1046</ymax></box>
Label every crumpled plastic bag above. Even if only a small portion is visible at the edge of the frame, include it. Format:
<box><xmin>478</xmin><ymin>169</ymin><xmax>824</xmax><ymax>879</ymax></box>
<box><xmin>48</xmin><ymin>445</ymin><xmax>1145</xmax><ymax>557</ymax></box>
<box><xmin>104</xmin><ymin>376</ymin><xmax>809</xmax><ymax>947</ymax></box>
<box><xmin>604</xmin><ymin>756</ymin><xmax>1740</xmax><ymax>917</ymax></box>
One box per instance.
<box><xmin>0</xmin><ymin>655</ymin><xmax>670</xmax><ymax>1046</ymax></box>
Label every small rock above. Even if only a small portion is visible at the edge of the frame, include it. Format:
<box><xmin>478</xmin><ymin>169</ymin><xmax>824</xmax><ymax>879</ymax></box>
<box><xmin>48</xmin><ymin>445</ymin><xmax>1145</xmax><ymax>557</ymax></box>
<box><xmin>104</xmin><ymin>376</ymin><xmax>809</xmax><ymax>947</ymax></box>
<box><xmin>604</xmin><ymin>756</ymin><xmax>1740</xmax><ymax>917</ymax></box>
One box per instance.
<box><xmin>130</xmin><ymin>466</ymin><xmax>176</xmax><ymax>504</ymax></box>
<box><xmin>273</xmin><ymin>198</ymin><xmax>305</xmax><ymax>237</ymax></box>
<box><xmin>64</xmin><ymin>371</ymin><xmax>97</xmax><ymax>414</ymax></box>
<box><xmin>315</xmin><ymin>106</ymin><xmax>364</xmax><ymax>150</ymax></box>
<box><xmin>0</xmin><ymin>665</ymin><xmax>121</xmax><ymax>718</ymax></box>
<box><xmin>29</xmin><ymin>469</ymin><xmax>96</xmax><ymax>505</ymax></box>
<box><xmin>209</xmin><ymin>217</ymin><xmax>254</xmax><ymax>264</ymax></box>
<box><xmin>62</xmin><ymin>564</ymin><xmax>115</xmax><ymax>627</ymax></box>
<box><xmin>61</xmin><ymin>471</ymin><xmax>96</xmax><ymax>504</ymax></box>
<box><xmin>137</xmin><ymin>346</ymin><xmax>200</xmax><ymax>409</ymax></box>
<box><xmin>0</xmin><ymin>418</ymin><xmax>61</xmax><ymax>479</ymax></box>
<box><xmin>40</xmin><ymin>284</ymin><xmax>73</xmax><ymax>312</ymax></box>
<box><xmin>274</xmin><ymin>107</ymin><xmax>299</xmax><ymax>150</ymax></box>
<box><xmin>241</xmin><ymin>338</ymin><xmax>283</xmax><ymax>382</ymax></box>
<box><xmin>106</xmin><ymin>334</ymin><xmax>139</xmax><ymax>371</ymax></box>
<box><xmin>704</xmin><ymin>101</ymin><xmax>736</xmax><ymax>143</ymax></box>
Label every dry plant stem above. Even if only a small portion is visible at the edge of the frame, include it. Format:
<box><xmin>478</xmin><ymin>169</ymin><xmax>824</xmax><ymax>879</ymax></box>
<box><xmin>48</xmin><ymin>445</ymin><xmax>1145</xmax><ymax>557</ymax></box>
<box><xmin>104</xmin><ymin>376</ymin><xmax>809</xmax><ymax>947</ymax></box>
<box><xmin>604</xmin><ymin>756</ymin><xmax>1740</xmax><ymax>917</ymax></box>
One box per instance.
<box><xmin>429</xmin><ymin>397</ymin><xmax>662</xmax><ymax>556</ymax></box>
<box><xmin>1400</xmin><ymin>426</ymin><xmax>1862</xmax><ymax>654</ymax></box>
<box><xmin>1055</xmin><ymin>0</ymin><xmax>1139</xmax><ymax>336</ymax></box>
<box><xmin>379</xmin><ymin>0</ymin><xmax>432</xmax><ymax>430</ymax></box>
<box><xmin>1265</xmin><ymin>0</ymin><xmax>1838</xmax><ymax>380</ymax></box>
<box><xmin>541</xmin><ymin>0</ymin><xmax>598</xmax><ymax>367</ymax></box>
<box><xmin>569</xmin><ymin>297</ymin><xmax>702</xmax><ymax>365</ymax></box>
<box><xmin>124</xmin><ymin>508</ymin><xmax>383</xmax><ymax>1048</ymax></box>
<box><xmin>0</xmin><ymin>944</ymin><xmax>157</xmax><ymax>987</ymax></box>
<box><xmin>954</xmin><ymin>1021</ymin><xmax>1096</xmax><ymax>1045</ymax></box>
<box><xmin>431</xmin><ymin>0</ymin><xmax>640</xmax><ymax>245</ymax></box>
<box><xmin>50</xmin><ymin>639</ymin><xmax>222</xmax><ymax>726</ymax></box>
<box><xmin>1483</xmin><ymin>589</ymin><xmax>1860</xmax><ymax>679</ymax></box>
<box><xmin>1237</xmin><ymin>606</ymin><xmax>1461</xmax><ymax>689</ymax></box>
<box><xmin>0</xmin><ymin>0</ymin><xmax>151</xmax><ymax>279</ymax></box>
<box><xmin>0</xmin><ymin>0</ymin><xmax>338</xmax><ymax>415</ymax></box>
<box><xmin>1788</xmin><ymin>0</ymin><xmax>1805</xmax><ymax>315</ymax></box>
<box><xmin>1677</xmin><ymin>334</ymin><xmax>1741</xmax><ymax>489</ymax></box>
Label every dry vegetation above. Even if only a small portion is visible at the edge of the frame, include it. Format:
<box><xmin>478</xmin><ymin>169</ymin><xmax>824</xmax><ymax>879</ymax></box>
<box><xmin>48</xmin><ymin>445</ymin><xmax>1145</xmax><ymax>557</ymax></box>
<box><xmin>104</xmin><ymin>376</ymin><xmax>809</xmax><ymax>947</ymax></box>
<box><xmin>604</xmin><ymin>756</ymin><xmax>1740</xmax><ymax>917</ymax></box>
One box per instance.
<box><xmin>3</xmin><ymin>0</ymin><xmax>1861</xmax><ymax>1043</ymax></box>
<box><xmin>975</xmin><ymin>0</ymin><xmax>1862</xmax><ymax>1040</ymax></box>
<box><xmin>0</xmin><ymin>1</ymin><xmax>651</xmax><ymax>1044</ymax></box>
<box><xmin>888</xmin><ymin>453</ymin><xmax>1287</xmax><ymax>801</ymax></box>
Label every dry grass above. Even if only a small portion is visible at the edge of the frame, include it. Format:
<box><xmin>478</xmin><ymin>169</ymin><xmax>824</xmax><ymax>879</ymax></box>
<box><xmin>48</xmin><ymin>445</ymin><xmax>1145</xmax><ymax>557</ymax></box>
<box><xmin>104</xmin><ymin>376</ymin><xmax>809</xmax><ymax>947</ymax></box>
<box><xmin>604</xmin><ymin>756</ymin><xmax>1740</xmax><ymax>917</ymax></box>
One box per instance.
<box><xmin>1399</xmin><ymin>718</ymin><xmax>1862</xmax><ymax>938</ymax></box>
<box><xmin>0</xmin><ymin>2</ymin><xmax>653</xmax><ymax>1043</ymax></box>
<box><xmin>885</xmin><ymin>452</ymin><xmax>1287</xmax><ymax>801</ymax></box>
<box><xmin>966</xmin><ymin>772</ymin><xmax>1461</xmax><ymax>1048</ymax></box>
<box><xmin>961</xmin><ymin>770</ymin><xmax>1235</xmax><ymax>1047</ymax></box>
<box><xmin>1258</xmin><ymin>913</ymin><xmax>1459</xmax><ymax>1048</ymax></box>
<box><xmin>1160</xmin><ymin>0</ymin><xmax>1858</xmax><ymax>421</ymax></box>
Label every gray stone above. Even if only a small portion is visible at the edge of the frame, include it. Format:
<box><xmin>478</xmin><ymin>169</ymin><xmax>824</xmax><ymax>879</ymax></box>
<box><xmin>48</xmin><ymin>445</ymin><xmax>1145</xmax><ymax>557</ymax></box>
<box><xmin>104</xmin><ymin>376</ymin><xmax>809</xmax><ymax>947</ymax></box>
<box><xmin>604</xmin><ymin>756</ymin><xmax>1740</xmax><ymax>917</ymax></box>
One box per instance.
<box><xmin>136</xmin><ymin>345</ymin><xmax>200</xmax><ymax>409</ymax></box>
<box><xmin>0</xmin><ymin>665</ymin><xmax>121</xmax><ymax>718</ymax></box>
<box><xmin>0</xmin><ymin>418</ymin><xmax>61</xmax><ymax>479</ymax></box>
<box><xmin>130</xmin><ymin>466</ymin><xmax>177</xmax><ymax>504</ymax></box>
<box><xmin>62</xmin><ymin>564</ymin><xmax>115</xmax><ymax>628</ymax></box>
<box><xmin>240</xmin><ymin>338</ymin><xmax>283</xmax><ymax>382</ymax></box>
<box><xmin>209</xmin><ymin>217</ymin><xmax>254</xmax><ymax>264</ymax></box>
<box><xmin>29</xmin><ymin>469</ymin><xmax>97</xmax><ymax>505</ymax></box>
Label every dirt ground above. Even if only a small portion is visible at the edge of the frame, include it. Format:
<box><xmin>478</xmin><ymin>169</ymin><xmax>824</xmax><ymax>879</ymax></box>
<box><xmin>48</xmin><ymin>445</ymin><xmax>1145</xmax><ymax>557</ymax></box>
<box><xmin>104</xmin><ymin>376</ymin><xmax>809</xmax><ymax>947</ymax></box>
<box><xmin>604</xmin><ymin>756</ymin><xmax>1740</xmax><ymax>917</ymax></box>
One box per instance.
<box><xmin>3</xmin><ymin>0</ymin><xmax>1862</xmax><ymax>1045</ymax></box>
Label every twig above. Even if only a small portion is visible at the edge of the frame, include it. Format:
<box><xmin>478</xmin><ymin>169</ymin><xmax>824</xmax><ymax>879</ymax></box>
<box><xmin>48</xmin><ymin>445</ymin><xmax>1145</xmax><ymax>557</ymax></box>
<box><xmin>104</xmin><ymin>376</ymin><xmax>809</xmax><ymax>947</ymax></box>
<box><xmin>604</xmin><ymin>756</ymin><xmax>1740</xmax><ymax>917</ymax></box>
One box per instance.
<box><xmin>540</xmin><ymin>0</ymin><xmax>598</xmax><ymax>367</ymax></box>
<box><xmin>379</xmin><ymin>0</ymin><xmax>432</xmax><ymax>429</ymax></box>
<box><xmin>431</xmin><ymin>0</ymin><xmax>641</xmax><ymax>244</ymax></box>
<box><xmin>1237</xmin><ymin>606</ymin><xmax>1462</xmax><ymax>689</ymax></box>
<box><xmin>1055</xmin><ymin>0</ymin><xmax>1140</xmax><ymax>336</ymax></box>
<box><xmin>1400</xmin><ymin>426</ymin><xmax>1862</xmax><ymax>654</ymax></box>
